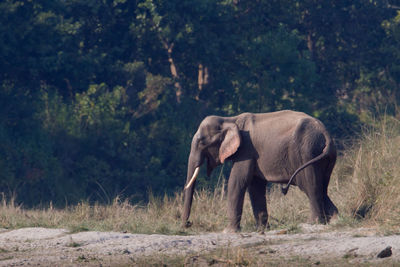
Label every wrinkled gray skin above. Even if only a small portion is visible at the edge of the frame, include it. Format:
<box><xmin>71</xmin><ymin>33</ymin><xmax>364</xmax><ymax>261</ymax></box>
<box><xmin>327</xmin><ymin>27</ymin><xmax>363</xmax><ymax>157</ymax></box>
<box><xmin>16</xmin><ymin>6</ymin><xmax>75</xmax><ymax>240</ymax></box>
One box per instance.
<box><xmin>182</xmin><ymin>110</ymin><xmax>338</xmax><ymax>233</ymax></box>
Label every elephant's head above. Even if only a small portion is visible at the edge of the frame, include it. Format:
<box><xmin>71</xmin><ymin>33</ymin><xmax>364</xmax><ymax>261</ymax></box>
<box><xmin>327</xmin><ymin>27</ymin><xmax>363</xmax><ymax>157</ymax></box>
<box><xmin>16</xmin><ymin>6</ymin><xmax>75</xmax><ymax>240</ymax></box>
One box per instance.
<box><xmin>182</xmin><ymin>116</ymin><xmax>241</xmax><ymax>226</ymax></box>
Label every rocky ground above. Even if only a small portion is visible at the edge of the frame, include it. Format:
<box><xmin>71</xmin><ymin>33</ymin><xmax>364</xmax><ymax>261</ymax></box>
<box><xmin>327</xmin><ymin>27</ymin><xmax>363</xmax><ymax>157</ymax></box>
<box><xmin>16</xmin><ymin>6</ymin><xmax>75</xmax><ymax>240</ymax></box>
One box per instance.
<box><xmin>0</xmin><ymin>225</ymin><xmax>398</xmax><ymax>266</ymax></box>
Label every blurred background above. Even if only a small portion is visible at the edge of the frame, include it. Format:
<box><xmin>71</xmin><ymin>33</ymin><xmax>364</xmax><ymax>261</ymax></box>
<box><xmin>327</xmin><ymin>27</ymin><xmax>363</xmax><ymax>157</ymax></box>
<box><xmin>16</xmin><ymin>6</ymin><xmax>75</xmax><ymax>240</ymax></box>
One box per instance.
<box><xmin>1</xmin><ymin>0</ymin><xmax>400</xmax><ymax>206</ymax></box>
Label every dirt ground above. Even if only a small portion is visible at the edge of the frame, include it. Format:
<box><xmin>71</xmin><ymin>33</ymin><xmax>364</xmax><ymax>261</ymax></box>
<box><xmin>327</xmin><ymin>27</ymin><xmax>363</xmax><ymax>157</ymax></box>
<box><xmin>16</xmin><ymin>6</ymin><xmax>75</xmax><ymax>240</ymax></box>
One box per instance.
<box><xmin>0</xmin><ymin>224</ymin><xmax>398</xmax><ymax>266</ymax></box>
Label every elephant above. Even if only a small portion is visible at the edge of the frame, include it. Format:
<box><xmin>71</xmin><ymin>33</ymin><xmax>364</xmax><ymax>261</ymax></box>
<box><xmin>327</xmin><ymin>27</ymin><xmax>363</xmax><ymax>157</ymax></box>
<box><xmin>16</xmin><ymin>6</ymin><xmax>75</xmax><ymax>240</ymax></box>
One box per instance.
<box><xmin>182</xmin><ymin>110</ymin><xmax>338</xmax><ymax>233</ymax></box>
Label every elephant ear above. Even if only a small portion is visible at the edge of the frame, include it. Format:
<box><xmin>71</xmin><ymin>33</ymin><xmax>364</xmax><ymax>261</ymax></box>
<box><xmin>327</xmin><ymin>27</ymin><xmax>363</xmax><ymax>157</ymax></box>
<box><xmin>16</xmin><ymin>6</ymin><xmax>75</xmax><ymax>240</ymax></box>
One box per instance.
<box><xmin>219</xmin><ymin>123</ymin><xmax>241</xmax><ymax>163</ymax></box>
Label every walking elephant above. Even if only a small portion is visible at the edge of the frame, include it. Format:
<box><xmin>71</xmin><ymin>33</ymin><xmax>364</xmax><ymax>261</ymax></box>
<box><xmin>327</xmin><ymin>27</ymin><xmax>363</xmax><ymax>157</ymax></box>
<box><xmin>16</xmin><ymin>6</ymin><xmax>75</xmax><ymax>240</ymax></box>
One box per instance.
<box><xmin>182</xmin><ymin>110</ymin><xmax>338</xmax><ymax>233</ymax></box>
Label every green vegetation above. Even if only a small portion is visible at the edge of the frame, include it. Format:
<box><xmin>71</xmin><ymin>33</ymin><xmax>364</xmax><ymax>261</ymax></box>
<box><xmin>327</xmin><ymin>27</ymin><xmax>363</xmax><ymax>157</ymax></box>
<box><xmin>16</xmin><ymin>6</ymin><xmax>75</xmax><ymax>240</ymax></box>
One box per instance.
<box><xmin>0</xmin><ymin>1</ymin><xmax>400</xmax><ymax>211</ymax></box>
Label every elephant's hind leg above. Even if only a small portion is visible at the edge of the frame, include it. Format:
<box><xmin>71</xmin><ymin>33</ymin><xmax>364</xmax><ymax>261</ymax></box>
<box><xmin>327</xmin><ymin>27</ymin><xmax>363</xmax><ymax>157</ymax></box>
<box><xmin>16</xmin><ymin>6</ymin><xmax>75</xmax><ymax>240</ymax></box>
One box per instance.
<box><xmin>248</xmin><ymin>176</ymin><xmax>268</xmax><ymax>232</ymax></box>
<box><xmin>322</xmin><ymin>157</ymin><xmax>338</xmax><ymax>221</ymax></box>
<box><xmin>324</xmin><ymin>195</ymin><xmax>338</xmax><ymax>221</ymax></box>
<box><xmin>299</xmin><ymin>165</ymin><xmax>328</xmax><ymax>224</ymax></box>
<box><xmin>307</xmin><ymin>193</ymin><xmax>326</xmax><ymax>224</ymax></box>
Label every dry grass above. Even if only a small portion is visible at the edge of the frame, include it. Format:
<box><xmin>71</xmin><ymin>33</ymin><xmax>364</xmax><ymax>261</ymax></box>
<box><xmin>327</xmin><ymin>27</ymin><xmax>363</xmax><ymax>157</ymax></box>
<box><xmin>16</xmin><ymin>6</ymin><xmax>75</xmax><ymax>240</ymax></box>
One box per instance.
<box><xmin>0</xmin><ymin>116</ymin><xmax>399</xmax><ymax>234</ymax></box>
<box><xmin>329</xmin><ymin>115</ymin><xmax>400</xmax><ymax>230</ymax></box>
<box><xmin>0</xmin><ymin>194</ymin><xmax>186</xmax><ymax>234</ymax></box>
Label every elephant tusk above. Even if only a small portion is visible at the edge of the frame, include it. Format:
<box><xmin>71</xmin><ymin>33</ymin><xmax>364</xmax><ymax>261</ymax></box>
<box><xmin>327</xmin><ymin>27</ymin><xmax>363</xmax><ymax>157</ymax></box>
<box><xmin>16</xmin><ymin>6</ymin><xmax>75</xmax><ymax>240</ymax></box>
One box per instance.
<box><xmin>185</xmin><ymin>167</ymin><xmax>200</xmax><ymax>189</ymax></box>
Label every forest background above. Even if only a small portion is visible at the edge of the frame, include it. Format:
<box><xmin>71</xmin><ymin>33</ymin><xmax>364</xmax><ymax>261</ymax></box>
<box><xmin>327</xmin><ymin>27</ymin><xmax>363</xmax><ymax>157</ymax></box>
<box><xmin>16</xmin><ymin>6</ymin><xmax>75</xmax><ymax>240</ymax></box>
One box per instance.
<box><xmin>1</xmin><ymin>0</ymin><xmax>400</xmax><ymax>207</ymax></box>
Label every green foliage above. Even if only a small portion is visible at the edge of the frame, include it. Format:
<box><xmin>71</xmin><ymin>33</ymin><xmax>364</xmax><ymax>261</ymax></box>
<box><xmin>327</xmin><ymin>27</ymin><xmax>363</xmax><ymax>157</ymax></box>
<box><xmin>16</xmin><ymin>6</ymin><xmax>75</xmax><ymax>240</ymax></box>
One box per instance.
<box><xmin>230</xmin><ymin>26</ymin><xmax>319</xmax><ymax>114</ymax></box>
<box><xmin>0</xmin><ymin>0</ymin><xmax>399</xmax><ymax>206</ymax></box>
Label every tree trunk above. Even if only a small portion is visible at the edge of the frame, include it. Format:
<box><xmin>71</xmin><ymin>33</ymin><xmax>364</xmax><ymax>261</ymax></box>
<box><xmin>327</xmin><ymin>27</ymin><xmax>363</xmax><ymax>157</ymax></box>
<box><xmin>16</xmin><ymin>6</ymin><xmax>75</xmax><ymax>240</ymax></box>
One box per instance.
<box><xmin>196</xmin><ymin>64</ymin><xmax>209</xmax><ymax>100</ymax></box>
<box><xmin>161</xmin><ymin>40</ymin><xmax>182</xmax><ymax>103</ymax></box>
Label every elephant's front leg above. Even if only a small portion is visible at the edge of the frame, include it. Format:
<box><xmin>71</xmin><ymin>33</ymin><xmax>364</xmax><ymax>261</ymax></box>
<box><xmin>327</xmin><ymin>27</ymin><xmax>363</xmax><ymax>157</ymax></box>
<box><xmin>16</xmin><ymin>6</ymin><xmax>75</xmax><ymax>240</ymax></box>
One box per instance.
<box><xmin>248</xmin><ymin>177</ymin><xmax>268</xmax><ymax>233</ymax></box>
<box><xmin>224</xmin><ymin>159</ymin><xmax>254</xmax><ymax>233</ymax></box>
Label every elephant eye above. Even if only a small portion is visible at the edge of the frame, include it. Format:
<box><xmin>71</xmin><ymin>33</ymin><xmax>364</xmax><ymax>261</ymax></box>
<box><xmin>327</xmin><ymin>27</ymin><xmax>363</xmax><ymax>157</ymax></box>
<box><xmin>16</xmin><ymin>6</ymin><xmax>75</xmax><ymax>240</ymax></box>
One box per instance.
<box><xmin>199</xmin><ymin>136</ymin><xmax>211</xmax><ymax>147</ymax></box>
<box><xmin>197</xmin><ymin>136</ymin><xmax>205</xmax><ymax>143</ymax></box>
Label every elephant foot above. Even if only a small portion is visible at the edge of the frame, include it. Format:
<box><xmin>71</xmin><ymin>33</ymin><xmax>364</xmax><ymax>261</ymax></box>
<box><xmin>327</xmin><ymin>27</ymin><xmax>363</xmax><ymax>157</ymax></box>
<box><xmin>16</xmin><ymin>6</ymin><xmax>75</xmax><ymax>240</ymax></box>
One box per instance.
<box><xmin>182</xmin><ymin>221</ymin><xmax>192</xmax><ymax>228</ymax></box>
<box><xmin>256</xmin><ymin>228</ymin><xmax>265</xmax><ymax>235</ymax></box>
<box><xmin>324</xmin><ymin>206</ymin><xmax>339</xmax><ymax>223</ymax></box>
<box><xmin>307</xmin><ymin>215</ymin><xmax>326</xmax><ymax>225</ymax></box>
<box><xmin>255</xmin><ymin>223</ymin><xmax>269</xmax><ymax>234</ymax></box>
<box><xmin>326</xmin><ymin>213</ymin><xmax>339</xmax><ymax>224</ymax></box>
<box><xmin>222</xmin><ymin>226</ymin><xmax>240</xmax><ymax>234</ymax></box>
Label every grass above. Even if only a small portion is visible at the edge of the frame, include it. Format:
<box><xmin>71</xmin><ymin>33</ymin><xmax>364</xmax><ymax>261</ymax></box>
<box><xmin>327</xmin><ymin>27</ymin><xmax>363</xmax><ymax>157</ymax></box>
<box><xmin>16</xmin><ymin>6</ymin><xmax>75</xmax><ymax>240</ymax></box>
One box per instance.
<box><xmin>66</xmin><ymin>240</ymin><xmax>82</xmax><ymax>248</ymax></box>
<box><xmin>330</xmin><ymin>115</ymin><xmax>400</xmax><ymax>231</ymax></box>
<box><xmin>0</xmin><ymin>186</ymin><xmax>309</xmax><ymax>235</ymax></box>
<box><xmin>0</xmin><ymin>116</ymin><xmax>399</xmax><ymax>235</ymax></box>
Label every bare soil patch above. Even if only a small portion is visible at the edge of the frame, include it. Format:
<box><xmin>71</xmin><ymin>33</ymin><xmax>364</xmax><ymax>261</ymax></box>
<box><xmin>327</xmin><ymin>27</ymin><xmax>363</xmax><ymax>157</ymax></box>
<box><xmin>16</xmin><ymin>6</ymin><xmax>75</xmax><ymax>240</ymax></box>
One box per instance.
<box><xmin>0</xmin><ymin>225</ymin><xmax>398</xmax><ymax>266</ymax></box>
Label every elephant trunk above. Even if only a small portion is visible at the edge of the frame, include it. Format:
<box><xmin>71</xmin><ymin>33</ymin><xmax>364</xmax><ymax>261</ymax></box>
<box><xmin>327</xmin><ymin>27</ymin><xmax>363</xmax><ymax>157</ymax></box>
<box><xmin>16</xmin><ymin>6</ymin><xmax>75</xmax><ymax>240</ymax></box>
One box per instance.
<box><xmin>182</xmin><ymin>154</ymin><xmax>202</xmax><ymax>227</ymax></box>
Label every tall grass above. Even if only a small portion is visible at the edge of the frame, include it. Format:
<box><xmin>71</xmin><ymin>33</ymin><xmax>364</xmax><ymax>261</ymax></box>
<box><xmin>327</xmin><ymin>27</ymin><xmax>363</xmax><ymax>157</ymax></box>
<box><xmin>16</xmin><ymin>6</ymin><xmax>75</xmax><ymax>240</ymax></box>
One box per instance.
<box><xmin>0</xmin><ymin>116</ymin><xmax>399</xmax><ymax>234</ymax></box>
<box><xmin>0</xmin><ymin>194</ymin><xmax>185</xmax><ymax>234</ymax></box>
<box><xmin>330</xmin><ymin>115</ymin><xmax>400</xmax><ymax>228</ymax></box>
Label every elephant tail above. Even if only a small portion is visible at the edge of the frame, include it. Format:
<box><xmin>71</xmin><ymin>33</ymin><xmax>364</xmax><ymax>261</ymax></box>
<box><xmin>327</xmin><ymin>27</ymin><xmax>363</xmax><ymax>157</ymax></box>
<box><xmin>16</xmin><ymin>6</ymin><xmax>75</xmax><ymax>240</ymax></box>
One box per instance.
<box><xmin>281</xmin><ymin>133</ymin><xmax>334</xmax><ymax>195</ymax></box>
